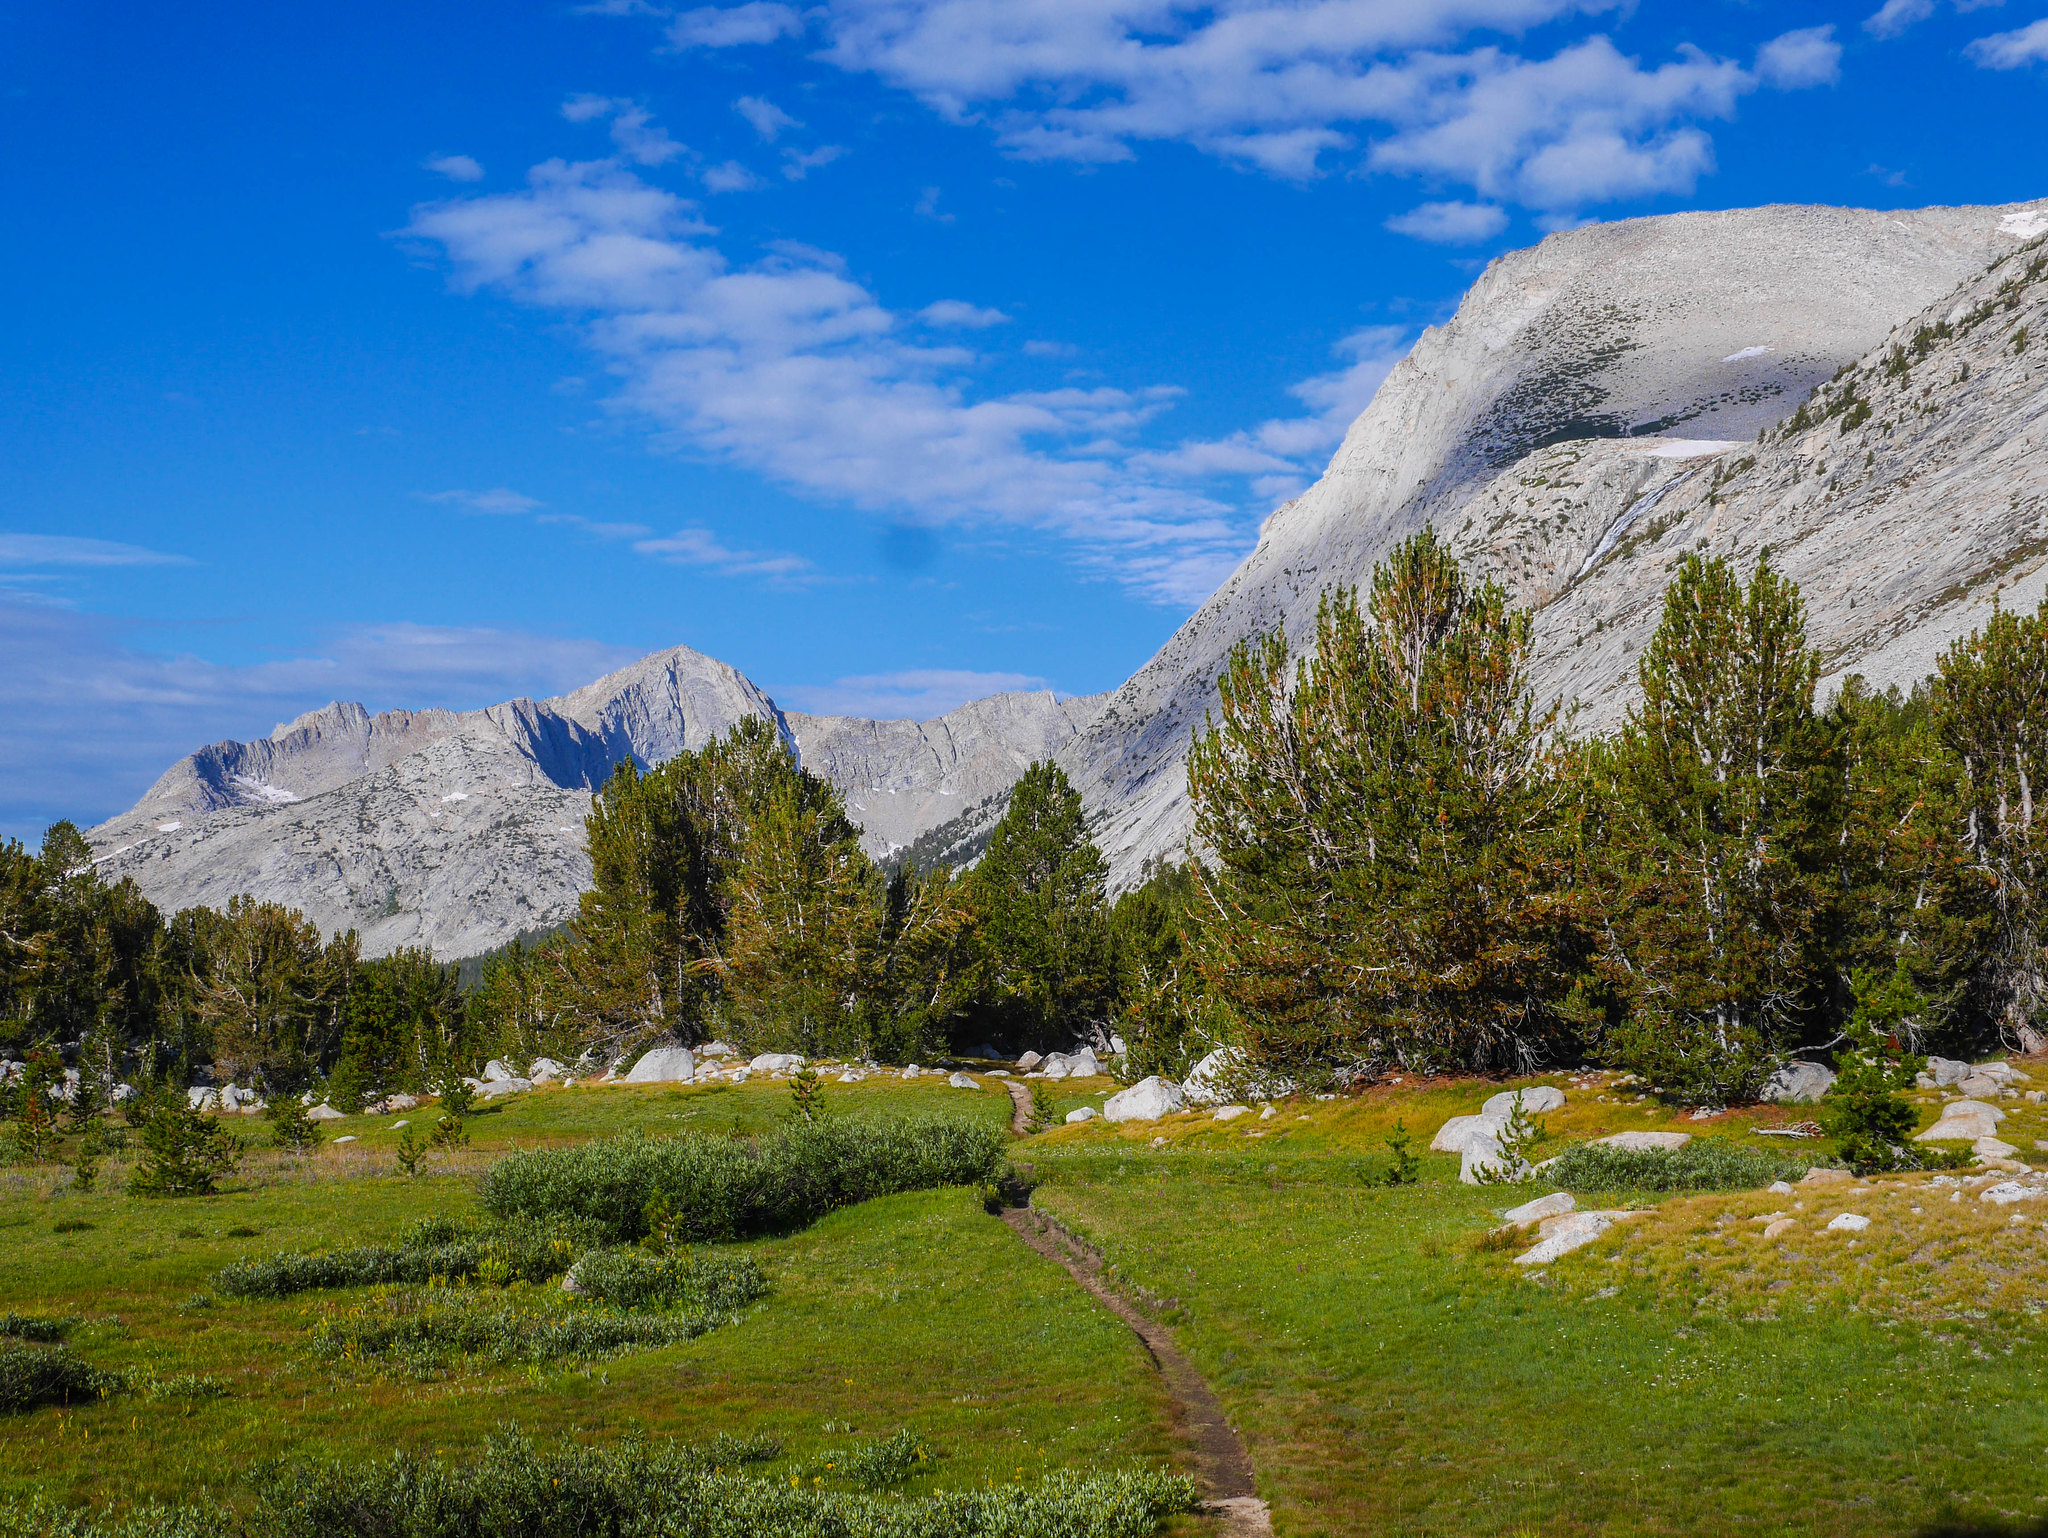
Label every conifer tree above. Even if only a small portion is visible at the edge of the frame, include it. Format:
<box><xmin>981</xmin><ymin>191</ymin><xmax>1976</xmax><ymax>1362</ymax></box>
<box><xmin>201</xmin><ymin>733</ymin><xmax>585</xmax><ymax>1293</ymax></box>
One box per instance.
<box><xmin>1594</xmin><ymin>553</ymin><xmax>1837</xmax><ymax>1104</ymax></box>
<box><xmin>1186</xmin><ymin>529</ymin><xmax>1582</xmax><ymax>1079</ymax></box>
<box><xmin>965</xmin><ymin>762</ymin><xmax>1112</xmax><ymax>1048</ymax></box>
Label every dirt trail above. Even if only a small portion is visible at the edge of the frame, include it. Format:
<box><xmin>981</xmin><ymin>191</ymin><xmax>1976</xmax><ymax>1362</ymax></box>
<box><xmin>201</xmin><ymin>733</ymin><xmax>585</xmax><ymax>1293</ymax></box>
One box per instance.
<box><xmin>996</xmin><ymin>1079</ymin><xmax>1272</xmax><ymax>1537</ymax></box>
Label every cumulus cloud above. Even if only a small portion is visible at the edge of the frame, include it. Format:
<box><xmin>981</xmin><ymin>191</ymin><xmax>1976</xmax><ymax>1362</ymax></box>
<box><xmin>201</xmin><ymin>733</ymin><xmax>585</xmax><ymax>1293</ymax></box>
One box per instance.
<box><xmin>776</xmin><ymin>668</ymin><xmax>1050</xmax><ymax>720</ymax></box>
<box><xmin>406</xmin><ymin>154</ymin><xmax>1345</xmax><ymax>604</ymax></box>
<box><xmin>1967</xmin><ymin>17</ymin><xmax>2048</xmax><ymax>66</ymax></box>
<box><xmin>666</xmin><ymin>1</ymin><xmax>803</xmax><ymax>48</ymax></box>
<box><xmin>702</xmin><ymin>161</ymin><xmax>764</xmax><ymax>192</ymax></box>
<box><xmin>1864</xmin><ymin>0</ymin><xmax>1936</xmax><ymax>38</ymax></box>
<box><xmin>0</xmin><ymin>600</ymin><xmax>640</xmax><ymax>840</ymax></box>
<box><xmin>1756</xmin><ymin>26</ymin><xmax>1841</xmax><ymax>88</ymax></box>
<box><xmin>735</xmin><ymin>95</ymin><xmax>801</xmax><ymax>140</ymax></box>
<box><xmin>562</xmin><ymin>94</ymin><xmax>688</xmax><ymax>165</ymax></box>
<box><xmin>424</xmin><ymin>153</ymin><xmax>486</xmax><ymax>181</ymax></box>
<box><xmin>918</xmin><ymin>299</ymin><xmax>1010</xmax><ymax>327</ymax></box>
<box><xmin>1384</xmin><ymin>199</ymin><xmax>1509</xmax><ymax>243</ymax></box>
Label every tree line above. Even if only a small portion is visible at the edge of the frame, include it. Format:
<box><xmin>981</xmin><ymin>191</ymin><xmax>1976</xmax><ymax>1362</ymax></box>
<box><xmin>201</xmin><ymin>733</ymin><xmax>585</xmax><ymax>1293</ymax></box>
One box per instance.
<box><xmin>9</xmin><ymin>528</ymin><xmax>2047</xmax><ymax>1110</ymax></box>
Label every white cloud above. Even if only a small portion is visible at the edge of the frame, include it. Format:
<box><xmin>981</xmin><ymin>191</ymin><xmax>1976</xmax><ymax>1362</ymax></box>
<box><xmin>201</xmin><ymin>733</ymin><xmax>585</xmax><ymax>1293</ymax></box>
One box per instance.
<box><xmin>424</xmin><ymin>153</ymin><xmax>486</xmax><ymax>181</ymax></box>
<box><xmin>918</xmin><ymin>299</ymin><xmax>1010</xmax><ymax>327</ymax></box>
<box><xmin>702</xmin><ymin>160</ymin><xmax>764</xmax><ymax>192</ymax></box>
<box><xmin>561</xmin><ymin>94</ymin><xmax>688</xmax><ymax>165</ymax></box>
<box><xmin>406</xmin><ymin>155</ymin><xmax>1314</xmax><ymax>605</ymax></box>
<box><xmin>1384</xmin><ymin>199</ymin><xmax>1508</xmax><ymax>243</ymax></box>
<box><xmin>1967</xmin><ymin>17</ymin><xmax>2048</xmax><ymax>66</ymax></box>
<box><xmin>1864</xmin><ymin>0</ymin><xmax>1936</xmax><ymax>38</ymax></box>
<box><xmin>776</xmin><ymin>668</ymin><xmax>1049</xmax><ymax>720</ymax></box>
<box><xmin>914</xmin><ymin>186</ymin><xmax>954</xmax><ymax>221</ymax></box>
<box><xmin>0</xmin><ymin>534</ymin><xmax>193</xmax><ymax>567</ymax></box>
<box><xmin>735</xmin><ymin>94</ymin><xmax>801</xmax><ymax>140</ymax></box>
<box><xmin>781</xmin><ymin>144</ymin><xmax>848</xmax><ymax>179</ymax></box>
<box><xmin>630</xmin><ymin>527</ymin><xmax>815</xmax><ymax>579</ymax></box>
<box><xmin>1756</xmin><ymin>26</ymin><xmax>1841</xmax><ymax>88</ymax></box>
<box><xmin>0</xmin><ymin>600</ymin><xmax>641</xmax><ymax>840</ymax></box>
<box><xmin>666</xmin><ymin>2</ymin><xmax>803</xmax><ymax>48</ymax></box>
<box><xmin>424</xmin><ymin>487</ymin><xmax>545</xmax><ymax>514</ymax></box>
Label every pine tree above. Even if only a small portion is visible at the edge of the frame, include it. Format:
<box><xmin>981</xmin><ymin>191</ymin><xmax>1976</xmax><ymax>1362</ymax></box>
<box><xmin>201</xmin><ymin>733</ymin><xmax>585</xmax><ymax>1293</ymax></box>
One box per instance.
<box><xmin>1185</xmin><ymin>529</ymin><xmax>1583</xmax><ymax>1080</ymax></box>
<box><xmin>1595</xmin><ymin>553</ymin><xmax>1838</xmax><ymax>1104</ymax></box>
<box><xmin>965</xmin><ymin>762</ymin><xmax>1112</xmax><ymax>1049</ymax></box>
<box><xmin>128</xmin><ymin>1099</ymin><xmax>243</xmax><ymax>1197</ymax></box>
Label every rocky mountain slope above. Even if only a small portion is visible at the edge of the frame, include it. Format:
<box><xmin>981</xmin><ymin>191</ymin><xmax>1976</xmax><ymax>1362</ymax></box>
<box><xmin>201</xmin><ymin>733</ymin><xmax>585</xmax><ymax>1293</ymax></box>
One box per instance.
<box><xmin>1057</xmin><ymin>200</ymin><xmax>2048</xmax><ymax>882</ymax></box>
<box><xmin>88</xmin><ymin>647</ymin><xmax>1098</xmax><ymax>959</ymax></box>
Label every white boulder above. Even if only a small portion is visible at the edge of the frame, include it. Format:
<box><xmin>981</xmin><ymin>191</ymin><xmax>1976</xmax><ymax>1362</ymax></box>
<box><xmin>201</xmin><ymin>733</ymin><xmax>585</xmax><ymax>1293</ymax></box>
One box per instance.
<box><xmin>1482</xmin><ymin>1086</ymin><xmax>1566</xmax><ymax>1117</ymax></box>
<box><xmin>1761</xmin><ymin>1061</ymin><xmax>1837</xmax><ymax>1104</ymax></box>
<box><xmin>477</xmin><ymin>1077</ymin><xmax>533</xmax><ymax>1098</ymax></box>
<box><xmin>307</xmin><ymin>1103</ymin><xmax>345</xmax><ymax>1121</ymax></box>
<box><xmin>1066</xmin><ymin>1106</ymin><xmax>1099</xmax><ymax>1123</ymax></box>
<box><xmin>528</xmin><ymin>1058</ymin><xmax>567</xmax><ymax>1083</ymax></box>
<box><xmin>1212</xmin><ymin>1105</ymin><xmax>1251</xmax><ymax>1122</ymax></box>
<box><xmin>699</xmin><ymin>1040</ymin><xmax>735</xmax><ymax>1057</ymax></box>
<box><xmin>624</xmin><ymin>1046</ymin><xmax>697</xmax><ymax>1084</ymax></box>
<box><xmin>1503</xmin><ymin>1192</ymin><xmax>1576</xmax><ymax>1228</ymax></box>
<box><xmin>333</xmin><ymin>1135</ymin><xmax>357</xmax><ymax>1144</ymax></box>
<box><xmin>1599</xmin><ymin>1131</ymin><xmax>1693</xmax><ymax>1152</ymax></box>
<box><xmin>186</xmin><ymin>1087</ymin><xmax>220</xmax><ymax>1111</ymax></box>
<box><xmin>110</xmin><ymin>1083</ymin><xmax>137</xmax><ymax>1105</ymax></box>
<box><xmin>1981</xmin><ymin>1180</ymin><xmax>2046</xmax><ymax>1205</ymax></box>
<box><xmin>1104</xmin><ymin>1076</ymin><xmax>1185</xmax><ymax>1123</ymax></box>
<box><xmin>1514</xmin><ymin>1210</ymin><xmax>1631</xmax><ymax>1265</ymax></box>
<box><xmin>1431</xmin><ymin>1113</ymin><xmax>1502</xmax><ymax>1154</ymax></box>
<box><xmin>750</xmin><ymin>1053</ymin><xmax>804</xmax><ymax>1073</ymax></box>
<box><xmin>1826</xmin><ymin>1212</ymin><xmax>1871</xmax><ymax>1232</ymax></box>
<box><xmin>482</xmin><ymin>1059</ymin><xmax>517</xmax><ymax>1083</ymax></box>
<box><xmin>1017</xmin><ymin>1052</ymin><xmax>1044</xmax><ymax>1071</ymax></box>
<box><xmin>948</xmin><ymin>1072</ymin><xmax>980</xmax><ymax>1090</ymax></box>
<box><xmin>1182</xmin><ymin>1047</ymin><xmax>1244</xmax><ymax>1106</ymax></box>
<box><xmin>1916</xmin><ymin>1099</ymin><xmax>2007</xmax><ymax>1141</ymax></box>
<box><xmin>1974</xmin><ymin>1136</ymin><xmax>2020</xmax><ymax>1161</ymax></box>
<box><xmin>1461</xmin><ymin>1134</ymin><xmax>1529</xmax><ymax>1184</ymax></box>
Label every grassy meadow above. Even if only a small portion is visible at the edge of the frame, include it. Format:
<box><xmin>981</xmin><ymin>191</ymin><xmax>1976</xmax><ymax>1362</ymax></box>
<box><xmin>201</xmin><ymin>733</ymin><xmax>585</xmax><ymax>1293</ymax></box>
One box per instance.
<box><xmin>5</xmin><ymin>1063</ymin><xmax>2048</xmax><ymax>1535</ymax></box>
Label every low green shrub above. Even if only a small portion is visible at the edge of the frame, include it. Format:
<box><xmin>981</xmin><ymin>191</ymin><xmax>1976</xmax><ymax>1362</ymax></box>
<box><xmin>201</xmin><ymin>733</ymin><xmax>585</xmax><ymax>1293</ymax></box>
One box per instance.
<box><xmin>0</xmin><ymin>1429</ymin><xmax>1196</xmax><ymax>1538</ymax></box>
<box><xmin>567</xmin><ymin>1248</ymin><xmax>766</xmax><ymax>1312</ymax></box>
<box><xmin>211</xmin><ymin>1215</ymin><xmax>599</xmax><ymax>1299</ymax></box>
<box><xmin>1545</xmin><ymin>1137</ymin><xmax>1812</xmax><ymax>1193</ymax></box>
<box><xmin>799</xmin><ymin>1427</ymin><xmax>933</xmax><ymax>1490</ymax></box>
<box><xmin>480</xmin><ymin>1115</ymin><xmax>1008</xmax><ymax>1244</ymax></box>
<box><xmin>0</xmin><ymin>1341</ymin><xmax>121</xmax><ymax>1414</ymax></box>
<box><xmin>0</xmin><ymin>1313</ymin><xmax>70</xmax><ymax>1343</ymax></box>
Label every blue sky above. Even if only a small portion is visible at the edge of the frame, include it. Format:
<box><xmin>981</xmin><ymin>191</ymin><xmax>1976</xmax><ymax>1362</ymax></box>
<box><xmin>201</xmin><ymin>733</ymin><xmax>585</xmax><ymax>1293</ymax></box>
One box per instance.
<box><xmin>3</xmin><ymin>0</ymin><xmax>2045</xmax><ymax>841</ymax></box>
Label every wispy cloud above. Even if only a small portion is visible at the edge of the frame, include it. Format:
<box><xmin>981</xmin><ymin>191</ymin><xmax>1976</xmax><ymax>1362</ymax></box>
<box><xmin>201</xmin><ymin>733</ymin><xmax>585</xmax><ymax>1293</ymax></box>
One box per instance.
<box><xmin>918</xmin><ymin>299</ymin><xmax>1010</xmax><ymax>328</ymax></box>
<box><xmin>776</xmin><ymin>667</ymin><xmax>1050</xmax><ymax>720</ymax></box>
<box><xmin>631</xmin><ymin>527</ymin><xmax>815</xmax><ymax>580</ymax></box>
<box><xmin>0</xmin><ymin>534</ymin><xmax>194</xmax><ymax>568</ymax></box>
<box><xmin>423</xmin><ymin>487</ymin><xmax>545</xmax><ymax>514</ymax></box>
<box><xmin>1966</xmin><ymin>17</ymin><xmax>2048</xmax><ymax>67</ymax></box>
<box><xmin>781</xmin><ymin>144</ymin><xmax>847</xmax><ymax>180</ymax></box>
<box><xmin>562</xmin><ymin>94</ymin><xmax>688</xmax><ymax>165</ymax></box>
<box><xmin>666</xmin><ymin>1</ymin><xmax>802</xmax><ymax>47</ymax></box>
<box><xmin>424</xmin><ymin>153</ymin><xmax>487</xmax><ymax>182</ymax></box>
<box><xmin>735</xmin><ymin>94</ymin><xmax>800</xmax><ymax>140</ymax></box>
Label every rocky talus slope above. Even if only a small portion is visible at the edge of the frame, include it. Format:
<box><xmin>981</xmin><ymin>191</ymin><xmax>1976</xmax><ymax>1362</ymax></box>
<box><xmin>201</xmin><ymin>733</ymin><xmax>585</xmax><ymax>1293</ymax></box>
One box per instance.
<box><xmin>88</xmin><ymin>647</ymin><xmax>1096</xmax><ymax>959</ymax></box>
<box><xmin>1055</xmin><ymin>200</ymin><xmax>2048</xmax><ymax>883</ymax></box>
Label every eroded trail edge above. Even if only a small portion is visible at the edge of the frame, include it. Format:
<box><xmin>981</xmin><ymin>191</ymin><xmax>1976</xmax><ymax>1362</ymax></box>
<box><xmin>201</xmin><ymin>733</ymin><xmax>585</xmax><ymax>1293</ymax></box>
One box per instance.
<box><xmin>995</xmin><ymin>1082</ymin><xmax>1272</xmax><ymax>1537</ymax></box>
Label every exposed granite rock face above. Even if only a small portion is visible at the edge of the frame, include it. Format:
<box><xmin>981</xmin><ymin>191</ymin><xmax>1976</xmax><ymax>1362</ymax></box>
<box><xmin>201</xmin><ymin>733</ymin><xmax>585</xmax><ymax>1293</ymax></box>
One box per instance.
<box><xmin>88</xmin><ymin>646</ymin><xmax>1098</xmax><ymax>959</ymax></box>
<box><xmin>1056</xmin><ymin>199</ymin><xmax>2048</xmax><ymax>886</ymax></box>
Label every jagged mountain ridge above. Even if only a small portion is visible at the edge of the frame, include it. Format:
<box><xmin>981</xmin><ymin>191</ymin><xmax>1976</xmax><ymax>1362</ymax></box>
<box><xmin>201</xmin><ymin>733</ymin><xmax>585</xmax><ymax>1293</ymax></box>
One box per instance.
<box><xmin>1055</xmin><ymin>199</ymin><xmax>2048</xmax><ymax>882</ymax></box>
<box><xmin>88</xmin><ymin>645</ymin><xmax>1101</xmax><ymax>959</ymax></box>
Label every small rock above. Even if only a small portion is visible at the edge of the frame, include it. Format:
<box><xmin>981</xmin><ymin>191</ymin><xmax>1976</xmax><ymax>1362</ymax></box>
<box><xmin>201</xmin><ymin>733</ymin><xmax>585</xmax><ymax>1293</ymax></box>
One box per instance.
<box><xmin>947</xmin><ymin>1072</ymin><xmax>979</xmax><ymax>1090</ymax></box>
<box><xmin>1980</xmin><ymin>1181</ymin><xmax>2045</xmax><ymax>1205</ymax></box>
<box><xmin>1761</xmin><ymin>1218</ymin><xmax>1797</xmax><ymax>1240</ymax></box>
<box><xmin>1600</xmin><ymin>1131</ymin><xmax>1693</xmax><ymax>1152</ymax></box>
<box><xmin>698</xmin><ymin>1040</ymin><xmax>735</xmax><ymax>1057</ymax></box>
<box><xmin>1016</xmin><ymin>1052</ymin><xmax>1044</xmax><ymax>1071</ymax></box>
<box><xmin>1065</xmin><ymin>1106</ymin><xmax>1099</xmax><ymax>1123</ymax></box>
<box><xmin>477</xmin><ymin>1077</ymin><xmax>533</xmax><ymax>1098</ymax></box>
<box><xmin>1151</xmin><ymin>1136</ymin><xmax>1167</xmax><ymax>1147</ymax></box>
<box><xmin>1925</xmin><ymin>1056</ymin><xmax>1971</xmax><ymax>1087</ymax></box>
<box><xmin>1958</xmin><ymin>1073</ymin><xmax>2006</xmax><ymax>1099</ymax></box>
<box><xmin>1513</xmin><ymin>1210</ymin><xmax>1637</xmax><ymax>1266</ymax></box>
<box><xmin>901</xmin><ymin>1066</ymin><xmax>920</xmax><ymax>1080</ymax></box>
<box><xmin>1799</xmin><ymin>1167</ymin><xmax>1852</xmax><ymax>1185</ymax></box>
<box><xmin>2027</xmin><ymin>1091</ymin><xmax>2046</xmax><ymax>1105</ymax></box>
<box><xmin>1826</xmin><ymin>1212</ymin><xmax>1870</xmax><ymax>1232</ymax></box>
<box><xmin>1767</xmin><ymin>1180</ymin><xmax>1795</xmax><ymax>1195</ymax></box>
<box><xmin>1105</xmin><ymin>1076</ymin><xmax>1186</xmax><ymax>1123</ymax></box>
<box><xmin>750</xmin><ymin>1053</ymin><xmax>804</xmax><ymax>1074</ymax></box>
<box><xmin>528</xmin><ymin>1058</ymin><xmax>567</xmax><ymax>1083</ymax></box>
<box><xmin>988</xmin><ymin>1069</ymin><xmax>1011</xmax><ymax>1078</ymax></box>
<box><xmin>1503</xmin><ymin>1192</ymin><xmax>1575</xmax><ymax>1228</ymax></box>
<box><xmin>333</xmin><ymin>1135</ymin><xmax>358</xmax><ymax>1144</ymax></box>
<box><xmin>1974</xmin><ymin>1136</ymin><xmax>2019</xmax><ymax>1161</ymax></box>
<box><xmin>390</xmin><ymin>1120</ymin><xmax>410</xmax><ymax>1131</ymax></box>
<box><xmin>836</xmin><ymin>1072</ymin><xmax>862</xmax><ymax>1083</ymax></box>
<box><xmin>1259</xmin><ymin>1104</ymin><xmax>1277</xmax><ymax>1120</ymax></box>
<box><xmin>1212</xmin><ymin>1105</ymin><xmax>1250</xmax><ymax>1121</ymax></box>
<box><xmin>307</xmin><ymin>1104</ymin><xmax>345</xmax><ymax>1121</ymax></box>
<box><xmin>482</xmin><ymin>1059</ymin><xmax>517</xmax><ymax>1083</ymax></box>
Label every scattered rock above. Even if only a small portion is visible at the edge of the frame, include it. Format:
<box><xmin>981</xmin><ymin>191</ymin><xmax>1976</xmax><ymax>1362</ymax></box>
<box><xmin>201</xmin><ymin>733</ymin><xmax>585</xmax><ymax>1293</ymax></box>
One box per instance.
<box><xmin>1915</xmin><ymin>1098</ymin><xmax>2008</xmax><ymax>1141</ymax></box>
<box><xmin>110</xmin><ymin>1083</ymin><xmax>137</xmax><ymax>1105</ymax></box>
<box><xmin>333</xmin><ymin>1135</ymin><xmax>357</xmax><ymax>1144</ymax></box>
<box><xmin>1259</xmin><ymin>1105</ymin><xmax>1277</xmax><ymax>1120</ymax></box>
<box><xmin>1761</xmin><ymin>1061</ymin><xmax>1836</xmax><ymax>1104</ymax></box>
<box><xmin>749</xmin><ymin>1053</ymin><xmax>804</xmax><ymax>1073</ymax></box>
<box><xmin>1980</xmin><ymin>1181</ymin><xmax>2047</xmax><ymax>1205</ymax></box>
<box><xmin>836</xmin><ymin>1072</ymin><xmax>862</xmax><ymax>1083</ymax></box>
<box><xmin>390</xmin><ymin>1120</ymin><xmax>409</xmax><ymax>1131</ymax></box>
<box><xmin>1768</xmin><ymin>1180</ymin><xmax>1795</xmax><ymax>1195</ymax></box>
<box><xmin>1431</xmin><ymin>1113</ymin><xmax>1501</xmax><ymax>1154</ymax></box>
<box><xmin>1599</xmin><ymin>1131</ymin><xmax>1693</xmax><ymax>1152</ymax></box>
<box><xmin>1181</xmin><ymin>1046</ymin><xmax>1244</xmax><ymax>1106</ymax></box>
<box><xmin>528</xmin><ymin>1058</ymin><xmax>566</xmax><ymax>1083</ymax></box>
<box><xmin>1104</xmin><ymin>1076</ymin><xmax>1185</xmax><ymax>1123</ymax></box>
<box><xmin>307</xmin><ymin>1104</ymin><xmax>345</xmax><ymax>1121</ymax></box>
<box><xmin>1513</xmin><ymin>1210</ymin><xmax>1638</xmax><ymax>1266</ymax></box>
<box><xmin>1483</xmin><ymin>1086</ymin><xmax>1567</xmax><ymax>1116</ymax></box>
<box><xmin>1762</xmin><ymin>1217</ymin><xmax>1797</xmax><ymax>1239</ymax></box>
<box><xmin>901</xmin><ymin>1066</ymin><xmax>921</xmax><ymax>1080</ymax></box>
<box><xmin>699</xmin><ymin>1040</ymin><xmax>735</xmax><ymax>1058</ymax></box>
<box><xmin>1042</xmin><ymin>1049</ymin><xmax>1104</xmax><ymax>1081</ymax></box>
<box><xmin>1826</xmin><ymin>1212</ymin><xmax>1871</xmax><ymax>1232</ymax></box>
<box><xmin>1926</xmin><ymin>1056</ymin><xmax>1972</xmax><ymax>1087</ymax></box>
<box><xmin>186</xmin><ymin>1087</ymin><xmax>219</xmax><ymax>1111</ymax></box>
<box><xmin>1958</xmin><ymin>1072</ymin><xmax>2007</xmax><ymax>1098</ymax></box>
<box><xmin>1974</xmin><ymin>1136</ymin><xmax>2020</xmax><ymax>1161</ymax></box>
<box><xmin>1212</xmin><ymin>1105</ymin><xmax>1251</xmax><ymax>1122</ymax></box>
<box><xmin>1503</xmin><ymin>1192</ymin><xmax>1575</xmax><ymax>1228</ymax></box>
<box><xmin>1066</xmin><ymin>1106</ymin><xmax>1099</xmax><ymax>1123</ymax></box>
<box><xmin>482</xmin><ymin>1059</ymin><xmax>517</xmax><ymax>1083</ymax></box>
<box><xmin>947</xmin><ymin>1072</ymin><xmax>979</xmax><ymax>1090</ymax></box>
<box><xmin>624</xmin><ymin>1046</ymin><xmax>697</xmax><ymax>1084</ymax></box>
<box><xmin>988</xmin><ymin>1069</ymin><xmax>1011</xmax><ymax>1078</ymax></box>
<box><xmin>1017</xmin><ymin>1052</ymin><xmax>1044</xmax><ymax>1071</ymax></box>
<box><xmin>476</xmin><ymin>1077</ymin><xmax>533</xmax><ymax>1099</ymax></box>
<box><xmin>1461</xmin><ymin>1134</ymin><xmax>1530</xmax><ymax>1185</ymax></box>
<box><xmin>1799</xmin><ymin>1167</ymin><xmax>1852</xmax><ymax>1185</ymax></box>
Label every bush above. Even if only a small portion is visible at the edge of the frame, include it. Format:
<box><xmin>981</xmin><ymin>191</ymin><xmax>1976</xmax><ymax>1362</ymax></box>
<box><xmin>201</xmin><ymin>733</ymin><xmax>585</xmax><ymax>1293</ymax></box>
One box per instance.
<box><xmin>1545</xmin><ymin>1136</ymin><xmax>1812</xmax><ymax>1193</ymax></box>
<box><xmin>211</xmin><ymin>1215</ymin><xmax>599</xmax><ymax>1300</ymax></box>
<box><xmin>567</xmin><ymin>1248</ymin><xmax>766</xmax><ymax>1312</ymax></box>
<box><xmin>0</xmin><ymin>1341</ymin><xmax>120</xmax><ymax>1414</ymax></box>
<box><xmin>479</xmin><ymin>1115</ymin><xmax>1008</xmax><ymax>1244</ymax></box>
<box><xmin>0</xmin><ymin>1314</ymin><xmax>69</xmax><ymax>1343</ymax></box>
<box><xmin>265</xmin><ymin>1098</ymin><xmax>321</xmax><ymax>1154</ymax></box>
<box><xmin>305</xmin><ymin>1288</ymin><xmax>758</xmax><ymax>1373</ymax></box>
<box><xmin>127</xmin><ymin>1102</ymin><xmax>243</xmax><ymax>1198</ymax></box>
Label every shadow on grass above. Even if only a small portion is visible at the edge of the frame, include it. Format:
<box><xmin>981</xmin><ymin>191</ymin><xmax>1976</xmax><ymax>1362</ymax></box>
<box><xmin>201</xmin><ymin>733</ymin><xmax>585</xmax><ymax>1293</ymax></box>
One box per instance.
<box><xmin>1915</xmin><ymin>1521</ymin><xmax>2048</xmax><ymax>1537</ymax></box>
